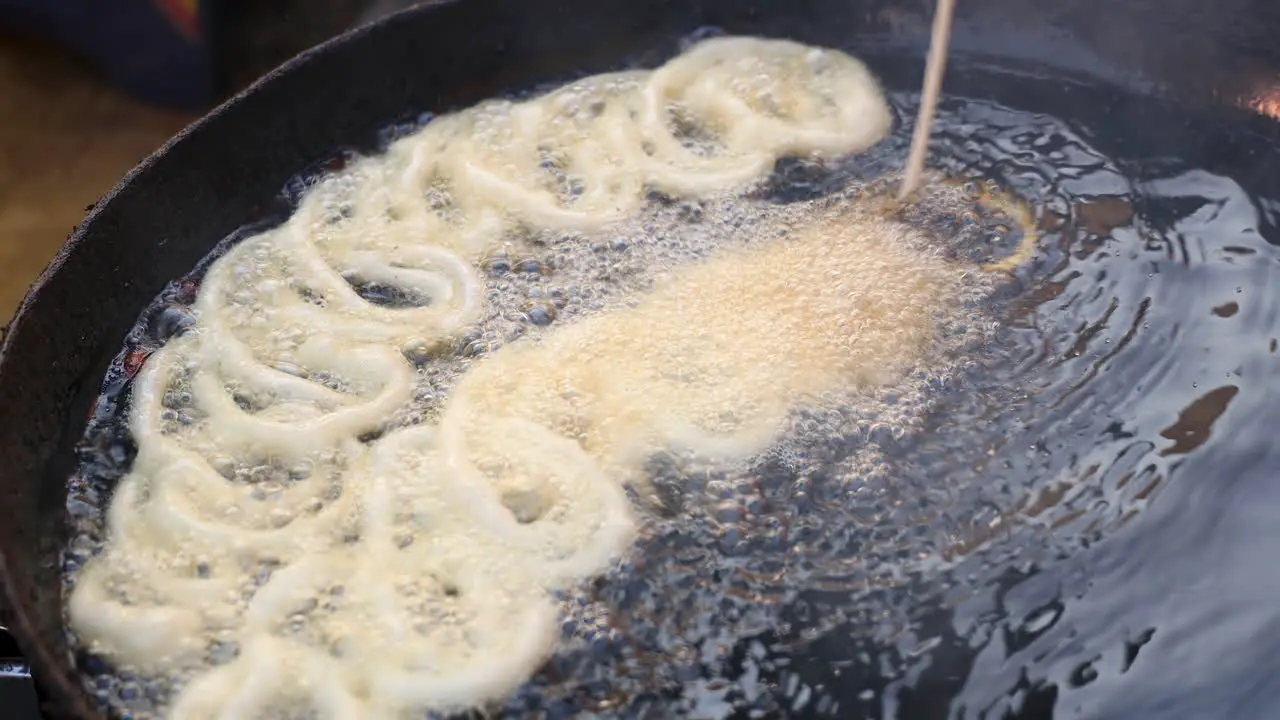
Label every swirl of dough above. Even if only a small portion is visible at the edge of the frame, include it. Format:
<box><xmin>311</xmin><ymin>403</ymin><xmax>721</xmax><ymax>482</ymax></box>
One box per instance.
<box><xmin>167</xmin><ymin>636</ymin><xmax>367</xmax><ymax>720</ymax></box>
<box><xmin>67</xmin><ymin>35</ymin><xmax>905</xmax><ymax>716</ymax></box>
<box><xmin>630</xmin><ymin>36</ymin><xmax>893</xmax><ymax>196</ymax></box>
<box><xmin>443</xmin><ymin>74</ymin><xmax>653</xmax><ymax>232</ymax></box>
<box><xmin>164</xmin><ymin>425</ymin><xmax>566</xmax><ymax>719</ymax></box>
<box><xmin>382</xmin><ymin>37</ymin><xmax>892</xmax><ymax>243</ymax></box>
<box><xmin>670</xmin><ymin>37</ymin><xmax>893</xmax><ymax>157</ymax></box>
<box><xmin>437</xmin><ymin>412</ymin><xmax>638</xmax><ymax>585</ymax></box>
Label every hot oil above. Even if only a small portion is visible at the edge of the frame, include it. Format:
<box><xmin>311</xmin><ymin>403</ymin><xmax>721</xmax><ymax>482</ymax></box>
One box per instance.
<box><xmin>62</xmin><ymin>53</ymin><xmax>1280</xmax><ymax>720</ymax></box>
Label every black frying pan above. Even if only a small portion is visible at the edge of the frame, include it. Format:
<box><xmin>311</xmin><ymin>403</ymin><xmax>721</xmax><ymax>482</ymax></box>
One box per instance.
<box><xmin>3</xmin><ymin>1</ymin><xmax>1280</xmax><ymax>718</ymax></box>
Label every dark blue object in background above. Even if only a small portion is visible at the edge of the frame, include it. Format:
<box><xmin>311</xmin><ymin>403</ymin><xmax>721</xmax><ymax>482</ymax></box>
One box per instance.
<box><xmin>0</xmin><ymin>627</ymin><xmax>39</xmax><ymax>719</ymax></box>
<box><xmin>0</xmin><ymin>0</ymin><xmax>215</xmax><ymax>110</ymax></box>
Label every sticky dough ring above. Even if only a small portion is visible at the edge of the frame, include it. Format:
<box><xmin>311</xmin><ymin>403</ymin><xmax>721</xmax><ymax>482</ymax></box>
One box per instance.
<box><xmin>435</xmin><ymin>413</ymin><xmax>637</xmax><ymax>586</ymax></box>
<box><xmin>445</xmin><ymin>78</ymin><xmax>650</xmax><ymax>231</ymax></box>
<box><xmin>631</xmin><ymin>36</ymin><xmax>892</xmax><ymax>195</ymax></box>
<box><xmin>165</xmin><ymin>425</ymin><xmax>564</xmax><ymax>719</ymax></box>
<box><xmin>666</xmin><ymin>36</ymin><xmax>894</xmax><ymax>158</ymax></box>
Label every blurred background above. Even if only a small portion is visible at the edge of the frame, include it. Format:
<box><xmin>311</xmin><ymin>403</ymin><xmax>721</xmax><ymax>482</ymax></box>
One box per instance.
<box><xmin>0</xmin><ymin>0</ymin><xmax>422</xmax><ymax>322</ymax></box>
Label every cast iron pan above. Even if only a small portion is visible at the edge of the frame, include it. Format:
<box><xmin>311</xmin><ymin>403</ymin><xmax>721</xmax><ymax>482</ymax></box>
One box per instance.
<box><xmin>2</xmin><ymin>0</ymin><xmax>1280</xmax><ymax>718</ymax></box>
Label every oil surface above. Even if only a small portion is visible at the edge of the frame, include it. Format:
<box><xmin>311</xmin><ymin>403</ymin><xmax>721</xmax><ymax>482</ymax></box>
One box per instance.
<box><xmin>62</xmin><ymin>40</ymin><xmax>1280</xmax><ymax>720</ymax></box>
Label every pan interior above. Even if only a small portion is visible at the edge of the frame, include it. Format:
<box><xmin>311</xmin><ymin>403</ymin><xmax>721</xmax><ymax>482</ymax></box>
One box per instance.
<box><xmin>49</xmin><ymin>24</ymin><xmax>1280</xmax><ymax>720</ymax></box>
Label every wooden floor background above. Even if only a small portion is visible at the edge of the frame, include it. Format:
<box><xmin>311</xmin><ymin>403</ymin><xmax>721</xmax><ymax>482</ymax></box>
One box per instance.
<box><xmin>0</xmin><ymin>34</ymin><xmax>192</xmax><ymax>322</ymax></box>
